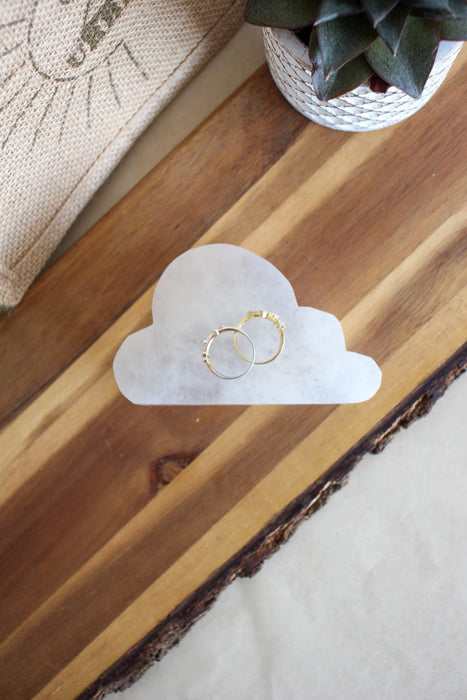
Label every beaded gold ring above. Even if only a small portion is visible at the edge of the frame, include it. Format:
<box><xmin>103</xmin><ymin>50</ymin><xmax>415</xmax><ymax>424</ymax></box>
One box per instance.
<box><xmin>234</xmin><ymin>310</ymin><xmax>285</xmax><ymax>365</ymax></box>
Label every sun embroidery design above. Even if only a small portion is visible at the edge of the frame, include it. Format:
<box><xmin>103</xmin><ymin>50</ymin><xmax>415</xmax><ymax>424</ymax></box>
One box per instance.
<box><xmin>0</xmin><ymin>0</ymin><xmax>148</xmax><ymax>152</ymax></box>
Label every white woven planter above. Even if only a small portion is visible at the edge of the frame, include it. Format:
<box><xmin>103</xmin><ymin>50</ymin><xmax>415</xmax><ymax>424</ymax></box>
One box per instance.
<box><xmin>263</xmin><ymin>27</ymin><xmax>462</xmax><ymax>131</ymax></box>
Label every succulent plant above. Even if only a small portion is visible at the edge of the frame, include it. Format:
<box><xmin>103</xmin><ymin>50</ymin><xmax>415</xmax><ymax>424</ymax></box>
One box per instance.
<box><xmin>244</xmin><ymin>0</ymin><xmax>467</xmax><ymax>100</ymax></box>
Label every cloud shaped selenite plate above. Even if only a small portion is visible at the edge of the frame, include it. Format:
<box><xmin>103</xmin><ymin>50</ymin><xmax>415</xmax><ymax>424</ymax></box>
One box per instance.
<box><xmin>113</xmin><ymin>245</ymin><xmax>381</xmax><ymax>405</ymax></box>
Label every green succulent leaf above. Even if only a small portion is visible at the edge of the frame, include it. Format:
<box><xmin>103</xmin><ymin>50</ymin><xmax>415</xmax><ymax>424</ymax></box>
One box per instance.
<box><xmin>365</xmin><ymin>16</ymin><xmax>439</xmax><ymax>97</ymax></box>
<box><xmin>375</xmin><ymin>4</ymin><xmax>410</xmax><ymax>52</ymax></box>
<box><xmin>317</xmin><ymin>14</ymin><xmax>377</xmax><ymax>76</ymax></box>
<box><xmin>244</xmin><ymin>0</ymin><xmax>320</xmax><ymax>29</ymax></box>
<box><xmin>310</xmin><ymin>29</ymin><xmax>374</xmax><ymax>99</ymax></box>
<box><xmin>316</xmin><ymin>0</ymin><xmax>362</xmax><ymax>24</ymax></box>
<box><xmin>408</xmin><ymin>0</ymin><xmax>452</xmax><ymax>11</ymax></box>
<box><xmin>447</xmin><ymin>0</ymin><xmax>467</xmax><ymax>19</ymax></box>
<box><xmin>438</xmin><ymin>18</ymin><xmax>467</xmax><ymax>39</ymax></box>
<box><xmin>360</xmin><ymin>0</ymin><xmax>398</xmax><ymax>26</ymax></box>
<box><xmin>409</xmin><ymin>0</ymin><xmax>467</xmax><ymax>19</ymax></box>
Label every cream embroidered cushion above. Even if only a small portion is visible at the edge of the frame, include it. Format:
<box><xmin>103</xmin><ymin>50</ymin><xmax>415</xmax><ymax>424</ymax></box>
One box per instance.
<box><xmin>0</xmin><ymin>0</ymin><xmax>244</xmax><ymax>308</ymax></box>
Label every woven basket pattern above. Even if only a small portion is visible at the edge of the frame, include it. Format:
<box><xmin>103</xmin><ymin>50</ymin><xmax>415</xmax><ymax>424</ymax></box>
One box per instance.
<box><xmin>263</xmin><ymin>28</ymin><xmax>462</xmax><ymax>131</ymax></box>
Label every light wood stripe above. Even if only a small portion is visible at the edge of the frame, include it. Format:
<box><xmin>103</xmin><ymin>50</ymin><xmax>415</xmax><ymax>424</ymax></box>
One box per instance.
<box><xmin>201</xmin><ymin>124</ymin><xmax>395</xmax><ymax>254</ymax></box>
<box><xmin>343</xmin><ymin>207</ymin><xmax>467</xmax><ymax>345</ymax></box>
<box><xmin>200</xmin><ymin>49</ymin><xmax>467</xmax><ymax>257</ymax></box>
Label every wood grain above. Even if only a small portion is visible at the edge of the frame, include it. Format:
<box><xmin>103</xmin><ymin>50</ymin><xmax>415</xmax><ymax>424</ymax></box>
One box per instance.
<box><xmin>0</xmin><ymin>52</ymin><xmax>466</xmax><ymax>699</ymax></box>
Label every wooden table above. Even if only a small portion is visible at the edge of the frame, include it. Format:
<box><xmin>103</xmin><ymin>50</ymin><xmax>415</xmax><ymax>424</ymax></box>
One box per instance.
<box><xmin>1</xmin><ymin>51</ymin><xmax>466</xmax><ymax>699</ymax></box>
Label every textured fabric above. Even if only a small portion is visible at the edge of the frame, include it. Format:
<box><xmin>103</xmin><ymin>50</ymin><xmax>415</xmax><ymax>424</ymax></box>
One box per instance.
<box><xmin>0</xmin><ymin>0</ymin><xmax>244</xmax><ymax>308</ymax></box>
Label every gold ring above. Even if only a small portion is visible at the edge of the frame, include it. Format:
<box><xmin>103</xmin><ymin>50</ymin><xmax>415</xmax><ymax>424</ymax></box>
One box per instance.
<box><xmin>202</xmin><ymin>326</ymin><xmax>256</xmax><ymax>380</ymax></box>
<box><xmin>234</xmin><ymin>310</ymin><xmax>285</xmax><ymax>365</ymax></box>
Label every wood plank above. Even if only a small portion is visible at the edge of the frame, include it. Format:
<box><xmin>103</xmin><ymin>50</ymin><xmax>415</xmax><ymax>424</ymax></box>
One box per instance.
<box><xmin>0</xmin><ymin>51</ymin><xmax>466</xmax><ymax>699</ymax></box>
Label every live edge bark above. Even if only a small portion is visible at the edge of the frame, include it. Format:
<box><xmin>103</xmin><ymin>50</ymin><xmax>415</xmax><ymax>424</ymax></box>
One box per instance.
<box><xmin>80</xmin><ymin>343</ymin><xmax>466</xmax><ymax>700</ymax></box>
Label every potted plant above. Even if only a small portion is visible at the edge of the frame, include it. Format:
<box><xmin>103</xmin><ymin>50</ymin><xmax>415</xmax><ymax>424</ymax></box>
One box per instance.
<box><xmin>244</xmin><ymin>0</ymin><xmax>466</xmax><ymax>131</ymax></box>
